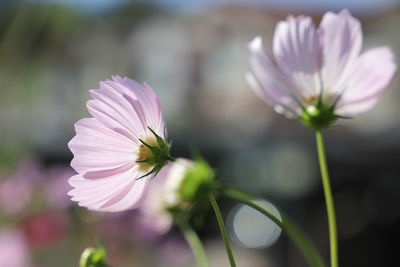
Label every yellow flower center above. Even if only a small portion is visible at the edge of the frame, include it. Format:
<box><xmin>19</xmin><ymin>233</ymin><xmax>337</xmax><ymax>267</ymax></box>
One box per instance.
<box><xmin>136</xmin><ymin>135</ymin><xmax>157</xmax><ymax>172</ymax></box>
<box><xmin>302</xmin><ymin>95</ymin><xmax>319</xmax><ymax>105</ymax></box>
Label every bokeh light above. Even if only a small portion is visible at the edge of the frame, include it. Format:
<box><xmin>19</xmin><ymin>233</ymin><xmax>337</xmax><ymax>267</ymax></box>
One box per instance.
<box><xmin>228</xmin><ymin>199</ymin><xmax>282</xmax><ymax>249</ymax></box>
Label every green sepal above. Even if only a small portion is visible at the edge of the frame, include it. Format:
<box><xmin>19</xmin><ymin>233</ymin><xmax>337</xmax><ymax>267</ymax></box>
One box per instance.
<box><xmin>148</xmin><ymin>127</ymin><xmax>168</xmax><ymax>151</ymax></box>
<box><xmin>135</xmin><ymin>158</ymin><xmax>153</xmax><ymax>164</ymax></box>
<box><xmin>136</xmin><ymin>164</ymin><xmax>162</xmax><ymax>180</ymax></box>
<box><xmin>138</xmin><ymin>138</ymin><xmax>153</xmax><ymax>149</ymax></box>
<box><xmin>136</xmin><ymin>128</ymin><xmax>173</xmax><ymax>179</ymax></box>
<box><xmin>299</xmin><ymin>100</ymin><xmax>340</xmax><ymax>130</ymax></box>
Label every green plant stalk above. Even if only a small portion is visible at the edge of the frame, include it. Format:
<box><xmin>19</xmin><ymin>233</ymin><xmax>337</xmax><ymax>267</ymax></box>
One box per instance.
<box><xmin>221</xmin><ymin>186</ymin><xmax>326</xmax><ymax>267</ymax></box>
<box><xmin>316</xmin><ymin>130</ymin><xmax>338</xmax><ymax>267</ymax></box>
<box><xmin>178</xmin><ymin>220</ymin><xmax>209</xmax><ymax>267</ymax></box>
<box><xmin>209</xmin><ymin>194</ymin><xmax>237</xmax><ymax>267</ymax></box>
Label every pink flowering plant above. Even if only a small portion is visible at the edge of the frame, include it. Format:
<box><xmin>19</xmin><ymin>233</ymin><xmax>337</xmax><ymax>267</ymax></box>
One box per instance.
<box><xmin>247</xmin><ymin>9</ymin><xmax>397</xmax><ymax>267</ymax></box>
<box><xmin>247</xmin><ymin>10</ymin><xmax>396</xmax><ymax>130</ymax></box>
<box><xmin>67</xmin><ymin>9</ymin><xmax>396</xmax><ymax>267</ymax></box>
<box><xmin>69</xmin><ymin>75</ymin><xmax>323</xmax><ymax>267</ymax></box>
<box><xmin>68</xmin><ymin>76</ymin><xmax>171</xmax><ymax>212</ymax></box>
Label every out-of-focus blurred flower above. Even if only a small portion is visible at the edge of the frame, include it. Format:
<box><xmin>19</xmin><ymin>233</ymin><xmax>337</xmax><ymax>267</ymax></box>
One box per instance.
<box><xmin>46</xmin><ymin>166</ymin><xmax>75</xmax><ymax>209</ymax></box>
<box><xmin>68</xmin><ymin>76</ymin><xmax>171</xmax><ymax>212</ymax></box>
<box><xmin>247</xmin><ymin>9</ymin><xmax>397</xmax><ymax>129</ymax></box>
<box><xmin>21</xmin><ymin>211</ymin><xmax>69</xmax><ymax>248</ymax></box>
<box><xmin>163</xmin><ymin>159</ymin><xmax>195</xmax><ymax>209</ymax></box>
<box><xmin>0</xmin><ymin>158</ymin><xmax>43</xmax><ymax>215</ymax></box>
<box><xmin>0</xmin><ymin>159</ymin><xmax>74</xmax><ymax>215</ymax></box>
<box><xmin>0</xmin><ymin>176</ymin><xmax>32</xmax><ymax>215</ymax></box>
<box><xmin>0</xmin><ymin>228</ymin><xmax>31</xmax><ymax>267</ymax></box>
<box><xmin>136</xmin><ymin>164</ymin><xmax>174</xmax><ymax>236</ymax></box>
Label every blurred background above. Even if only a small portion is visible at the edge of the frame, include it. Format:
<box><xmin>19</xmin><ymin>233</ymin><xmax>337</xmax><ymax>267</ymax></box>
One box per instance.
<box><xmin>0</xmin><ymin>0</ymin><xmax>399</xmax><ymax>266</ymax></box>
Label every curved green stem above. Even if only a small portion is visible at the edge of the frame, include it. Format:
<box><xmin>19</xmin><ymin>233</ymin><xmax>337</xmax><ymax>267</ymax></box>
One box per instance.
<box><xmin>316</xmin><ymin>130</ymin><xmax>338</xmax><ymax>267</ymax></box>
<box><xmin>178</xmin><ymin>220</ymin><xmax>209</xmax><ymax>267</ymax></box>
<box><xmin>221</xmin><ymin>186</ymin><xmax>326</xmax><ymax>267</ymax></box>
<box><xmin>209</xmin><ymin>194</ymin><xmax>237</xmax><ymax>267</ymax></box>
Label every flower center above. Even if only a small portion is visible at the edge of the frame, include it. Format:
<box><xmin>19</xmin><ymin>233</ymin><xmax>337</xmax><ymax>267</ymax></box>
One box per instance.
<box><xmin>134</xmin><ymin>128</ymin><xmax>173</xmax><ymax>179</ymax></box>
<box><xmin>302</xmin><ymin>95</ymin><xmax>319</xmax><ymax>105</ymax></box>
<box><xmin>136</xmin><ymin>136</ymin><xmax>157</xmax><ymax>172</ymax></box>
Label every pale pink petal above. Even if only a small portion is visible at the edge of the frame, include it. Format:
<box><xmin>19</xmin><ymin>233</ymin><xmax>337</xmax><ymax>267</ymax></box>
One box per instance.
<box><xmin>81</xmin><ymin>163</ymin><xmax>136</xmax><ymax>179</ymax></box>
<box><xmin>90</xmin><ymin>84</ymin><xmax>147</xmax><ymax>134</ymax></box>
<box><xmin>99</xmin><ymin>177</ymin><xmax>148</xmax><ymax>212</ymax></box>
<box><xmin>69</xmin><ymin>172</ymin><xmax>135</xmax><ymax>203</ymax></box>
<box><xmin>335</xmin><ymin>98</ymin><xmax>378</xmax><ymax>116</ymax></box>
<box><xmin>246</xmin><ymin>73</ymin><xmax>296</xmax><ymax>117</ymax></box>
<box><xmin>248</xmin><ymin>37</ymin><xmax>300</xmax><ymax>114</ymax></box>
<box><xmin>320</xmin><ymin>9</ymin><xmax>362</xmax><ymax>94</ymax></box>
<box><xmin>71</xmin><ymin>118</ymin><xmax>135</xmax><ymax>147</ymax></box>
<box><xmin>273</xmin><ymin>15</ymin><xmax>321</xmax><ymax>97</ymax></box>
<box><xmin>86</xmin><ymin>99</ymin><xmax>138</xmax><ymax>140</ymax></box>
<box><xmin>110</xmin><ymin>76</ymin><xmax>165</xmax><ymax>137</ymax></box>
<box><xmin>143</xmin><ymin>84</ymin><xmax>166</xmax><ymax>136</ymax></box>
<box><xmin>68</xmin><ymin>118</ymin><xmax>135</xmax><ymax>173</ymax></box>
<box><xmin>68</xmin><ymin>171</ymin><xmax>149</xmax><ymax>212</ymax></box>
<box><xmin>72</xmin><ymin>180</ymin><xmax>135</xmax><ymax>209</ymax></box>
<box><xmin>68</xmin><ymin>173</ymin><xmax>130</xmax><ymax>193</ymax></box>
<box><xmin>336</xmin><ymin>47</ymin><xmax>396</xmax><ymax>115</ymax></box>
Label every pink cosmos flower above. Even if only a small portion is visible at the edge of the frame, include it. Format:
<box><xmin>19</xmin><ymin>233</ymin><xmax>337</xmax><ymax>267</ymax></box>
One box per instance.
<box><xmin>68</xmin><ymin>75</ymin><xmax>170</xmax><ymax>212</ymax></box>
<box><xmin>247</xmin><ymin>10</ymin><xmax>397</xmax><ymax>129</ymax></box>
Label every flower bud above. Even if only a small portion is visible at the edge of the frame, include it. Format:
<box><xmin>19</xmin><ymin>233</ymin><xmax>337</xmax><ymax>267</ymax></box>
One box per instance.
<box><xmin>79</xmin><ymin>244</ymin><xmax>109</xmax><ymax>267</ymax></box>
<box><xmin>163</xmin><ymin>158</ymin><xmax>215</xmax><ymax>210</ymax></box>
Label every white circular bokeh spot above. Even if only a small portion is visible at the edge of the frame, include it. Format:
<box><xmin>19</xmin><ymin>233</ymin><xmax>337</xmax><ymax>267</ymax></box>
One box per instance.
<box><xmin>228</xmin><ymin>199</ymin><xmax>282</xmax><ymax>249</ymax></box>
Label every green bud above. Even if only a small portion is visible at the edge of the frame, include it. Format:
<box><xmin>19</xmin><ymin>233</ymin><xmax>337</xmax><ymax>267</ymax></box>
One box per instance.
<box><xmin>163</xmin><ymin>158</ymin><xmax>215</xmax><ymax>210</ymax></box>
<box><xmin>79</xmin><ymin>243</ymin><xmax>109</xmax><ymax>267</ymax></box>
<box><xmin>179</xmin><ymin>159</ymin><xmax>214</xmax><ymax>202</ymax></box>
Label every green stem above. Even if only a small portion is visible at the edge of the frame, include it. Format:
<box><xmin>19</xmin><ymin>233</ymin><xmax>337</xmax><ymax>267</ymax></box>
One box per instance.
<box><xmin>221</xmin><ymin>186</ymin><xmax>325</xmax><ymax>267</ymax></box>
<box><xmin>178</xmin><ymin>220</ymin><xmax>209</xmax><ymax>267</ymax></box>
<box><xmin>316</xmin><ymin>130</ymin><xmax>338</xmax><ymax>267</ymax></box>
<box><xmin>209</xmin><ymin>194</ymin><xmax>237</xmax><ymax>267</ymax></box>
